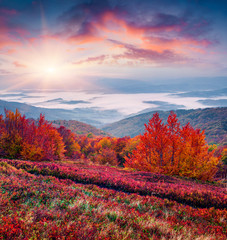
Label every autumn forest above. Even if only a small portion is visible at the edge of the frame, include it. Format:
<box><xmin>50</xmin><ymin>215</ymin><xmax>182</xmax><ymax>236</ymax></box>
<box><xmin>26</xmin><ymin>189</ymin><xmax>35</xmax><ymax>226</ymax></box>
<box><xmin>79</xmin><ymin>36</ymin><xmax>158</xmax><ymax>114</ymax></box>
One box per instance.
<box><xmin>0</xmin><ymin>109</ymin><xmax>226</xmax><ymax>239</ymax></box>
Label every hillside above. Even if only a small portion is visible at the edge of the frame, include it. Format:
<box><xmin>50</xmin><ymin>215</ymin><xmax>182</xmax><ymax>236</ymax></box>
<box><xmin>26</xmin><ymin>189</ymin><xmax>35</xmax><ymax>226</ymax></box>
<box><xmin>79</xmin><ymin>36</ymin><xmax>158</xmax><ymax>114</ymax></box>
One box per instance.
<box><xmin>52</xmin><ymin>119</ymin><xmax>110</xmax><ymax>137</ymax></box>
<box><xmin>0</xmin><ymin>159</ymin><xmax>226</xmax><ymax>239</ymax></box>
<box><xmin>102</xmin><ymin>107</ymin><xmax>227</xmax><ymax>144</ymax></box>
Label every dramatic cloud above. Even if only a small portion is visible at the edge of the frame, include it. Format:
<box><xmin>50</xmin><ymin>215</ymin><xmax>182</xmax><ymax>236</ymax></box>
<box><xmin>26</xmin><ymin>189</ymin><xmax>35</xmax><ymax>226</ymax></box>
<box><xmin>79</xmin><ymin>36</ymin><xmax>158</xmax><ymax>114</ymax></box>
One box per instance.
<box><xmin>0</xmin><ymin>0</ymin><xmax>226</xmax><ymax>91</ymax></box>
<box><xmin>53</xmin><ymin>0</ymin><xmax>220</xmax><ymax>69</ymax></box>
<box><xmin>109</xmin><ymin>40</ymin><xmax>188</xmax><ymax>65</ymax></box>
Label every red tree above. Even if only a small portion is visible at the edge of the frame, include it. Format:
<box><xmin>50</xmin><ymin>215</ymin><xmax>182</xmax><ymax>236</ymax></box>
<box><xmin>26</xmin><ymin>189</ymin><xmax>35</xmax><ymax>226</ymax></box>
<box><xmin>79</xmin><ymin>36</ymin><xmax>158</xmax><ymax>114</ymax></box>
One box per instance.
<box><xmin>0</xmin><ymin>110</ymin><xmax>65</xmax><ymax>161</ymax></box>
<box><xmin>124</xmin><ymin>112</ymin><xmax>219</xmax><ymax>180</ymax></box>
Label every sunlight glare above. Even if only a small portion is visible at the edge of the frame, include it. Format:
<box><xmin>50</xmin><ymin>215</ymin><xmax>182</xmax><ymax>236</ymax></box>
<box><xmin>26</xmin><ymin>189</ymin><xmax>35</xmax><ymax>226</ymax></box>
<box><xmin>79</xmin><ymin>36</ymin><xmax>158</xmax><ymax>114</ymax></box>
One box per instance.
<box><xmin>46</xmin><ymin>66</ymin><xmax>57</xmax><ymax>74</ymax></box>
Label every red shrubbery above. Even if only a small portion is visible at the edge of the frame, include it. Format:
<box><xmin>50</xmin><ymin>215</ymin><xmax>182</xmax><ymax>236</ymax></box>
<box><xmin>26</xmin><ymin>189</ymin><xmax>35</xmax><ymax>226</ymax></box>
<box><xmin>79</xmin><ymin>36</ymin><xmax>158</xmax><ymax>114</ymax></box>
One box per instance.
<box><xmin>0</xmin><ymin>160</ymin><xmax>226</xmax><ymax>239</ymax></box>
<box><xmin>2</xmin><ymin>159</ymin><xmax>226</xmax><ymax>209</ymax></box>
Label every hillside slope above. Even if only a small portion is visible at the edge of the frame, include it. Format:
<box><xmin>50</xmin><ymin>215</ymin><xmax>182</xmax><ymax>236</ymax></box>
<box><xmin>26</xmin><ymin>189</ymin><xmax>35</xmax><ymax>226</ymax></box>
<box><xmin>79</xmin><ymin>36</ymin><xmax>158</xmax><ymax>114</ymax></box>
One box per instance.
<box><xmin>1</xmin><ymin>159</ymin><xmax>226</xmax><ymax>239</ymax></box>
<box><xmin>102</xmin><ymin>107</ymin><xmax>227</xmax><ymax>144</ymax></box>
<box><xmin>52</xmin><ymin>119</ymin><xmax>110</xmax><ymax>137</ymax></box>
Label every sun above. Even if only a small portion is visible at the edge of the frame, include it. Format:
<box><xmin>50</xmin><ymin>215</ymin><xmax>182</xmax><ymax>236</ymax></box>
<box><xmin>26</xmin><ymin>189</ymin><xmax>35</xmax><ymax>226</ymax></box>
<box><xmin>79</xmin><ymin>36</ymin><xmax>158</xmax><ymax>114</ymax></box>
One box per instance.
<box><xmin>10</xmin><ymin>38</ymin><xmax>82</xmax><ymax>90</ymax></box>
<box><xmin>46</xmin><ymin>66</ymin><xmax>57</xmax><ymax>74</ymax></box>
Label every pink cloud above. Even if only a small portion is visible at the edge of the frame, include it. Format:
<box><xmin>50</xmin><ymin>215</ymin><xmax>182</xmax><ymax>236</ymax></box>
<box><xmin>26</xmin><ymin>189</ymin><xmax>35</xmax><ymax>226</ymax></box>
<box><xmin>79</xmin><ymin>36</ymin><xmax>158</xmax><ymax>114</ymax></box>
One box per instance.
<box><xmin>109</xmin><ymin>40</ymin><xmax>188</xmax><ymax>65</ymax></box>
<box><xmin>74</xmin><ymin>55</ymin><xmax>107</xmax><ymax>65</ymax></box>
<box><xmin>62</xmin><ymin>9</ymin><xmax>215</xmax><ymax>54</ymax></box>
<box><xmin>13</xmin><ymin>61</ymin><xmax>27</xmax><ymax>68</ymax></box>
<box><xmin>0</xmin><ymin>12</ymin><xmax>23</xmax><ymax>50</ymax></box>
<box><xmin>0</xmin><ymin>8</ymin><xmax>17</xmax><ymax>16</ymax></box>
<box><xmin>68</xmin><ymin>34</ymin><xmax>104</xmax><ymax>45</ymax></box>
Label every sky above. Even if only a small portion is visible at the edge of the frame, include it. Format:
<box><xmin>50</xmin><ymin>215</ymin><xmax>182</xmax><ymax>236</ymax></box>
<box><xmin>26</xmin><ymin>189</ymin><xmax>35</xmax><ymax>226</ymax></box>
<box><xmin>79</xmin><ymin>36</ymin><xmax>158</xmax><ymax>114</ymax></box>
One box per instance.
<box><xmin>0</xmin><ymin>0</ymin><xmax>227</xmax><ymax>122</ymax></box>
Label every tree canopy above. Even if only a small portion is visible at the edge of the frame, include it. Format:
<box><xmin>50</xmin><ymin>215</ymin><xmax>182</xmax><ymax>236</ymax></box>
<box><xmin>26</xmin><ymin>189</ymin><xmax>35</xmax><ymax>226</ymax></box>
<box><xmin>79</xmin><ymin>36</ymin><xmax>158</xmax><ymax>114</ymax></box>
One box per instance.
<box><xmin>124</xmin><ymin>112</ymin><xmax>219</xmax><ymax>181</ymax></box>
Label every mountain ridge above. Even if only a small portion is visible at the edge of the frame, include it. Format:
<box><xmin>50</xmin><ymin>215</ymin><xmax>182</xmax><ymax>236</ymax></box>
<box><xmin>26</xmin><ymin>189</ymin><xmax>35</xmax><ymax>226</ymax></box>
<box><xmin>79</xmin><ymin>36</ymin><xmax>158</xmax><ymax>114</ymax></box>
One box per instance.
<box><xmin>0</xmin><ymin>99</ymin><xmax>121</xmax><ymax>127</ymax></box>
<box><xmin>51</xmin><ymin>119</ymin><xmax>110</xmax><ymax>137</ymax></box>
<box><xmin>102</xmin><ymin>107</ymin><xmax>227</xmax><ymax>144</ymax></box>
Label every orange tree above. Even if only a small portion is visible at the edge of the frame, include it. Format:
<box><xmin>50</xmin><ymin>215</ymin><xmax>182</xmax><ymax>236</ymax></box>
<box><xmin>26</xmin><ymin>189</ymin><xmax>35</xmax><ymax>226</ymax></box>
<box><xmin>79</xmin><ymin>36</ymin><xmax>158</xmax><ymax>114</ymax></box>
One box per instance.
<box><xmin>57</xmin><ymin>126</ymin><xmax>81</xmax><ymax>158</ymax></box>
<box><xmin>124</xmin><ymin>112</ymin><xmax>219</xmax><ymax>181</ymax></box>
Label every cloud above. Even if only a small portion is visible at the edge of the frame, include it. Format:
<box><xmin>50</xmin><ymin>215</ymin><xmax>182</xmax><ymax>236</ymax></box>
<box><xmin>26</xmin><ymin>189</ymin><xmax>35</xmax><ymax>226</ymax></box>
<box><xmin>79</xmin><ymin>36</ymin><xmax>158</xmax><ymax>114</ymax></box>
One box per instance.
<box><xmin>57</xmin><ymin>1</ymin><xmax>124</xmax><ymax>44</ymax></box>
<box><xmin>13</xmin><ymin>61</ymin><xmax>27</xmax><ymax>68</ymax></box>
<box><xmin>45</xmin><ymin>98</ymin><xmax>90</xmax><ymax>105</ymax></box>
<box><xmin>73</xmin><ymin>38</ymin><xmax>188</xmax><ymax>66</ymax></box>
<box><xmin>0</xmin><ymin>8</ymin><xmax>17</xmax><ymax>16</ymax></box>
<box><xmin>58</xmin><ymin>2</ymin><xmax>211</xmax><ymax>67</ymax></box>
<box><xmin>0</xmin><ymin>8</ymin><xmax>26</xmax><ymax>50</ymax></box>
<box><xmin>74</xmin><ymin>55</ymin><xmax>108</xmax><ymax>65</ymax></box>
<box><xmin>109</xmin><ymin>40</ymin><xmax>188</xmax><ymax>65</ymax></box>
<box><xmin>143</xmin><ymin>100</ymin><xmax>185</xmax><ymax>109</ymax></box>
<box><xmin>55</xmin><ymin>0</ymin><xmax>216</xmax><ymax>69</ymax></box>
<box><xmin>0</xmin><ymin>69</ymin><xmax>11</xmax><ymax>75</ymax></box>
<box><xmin>0</xmin><ymin>0</ymin><xmax>225</xmax><ymax>80</ymax></box>
<box><xmin>58</xmin><ymin>1</ymin><xmax>215</xmax><ymax>44</ymax></box>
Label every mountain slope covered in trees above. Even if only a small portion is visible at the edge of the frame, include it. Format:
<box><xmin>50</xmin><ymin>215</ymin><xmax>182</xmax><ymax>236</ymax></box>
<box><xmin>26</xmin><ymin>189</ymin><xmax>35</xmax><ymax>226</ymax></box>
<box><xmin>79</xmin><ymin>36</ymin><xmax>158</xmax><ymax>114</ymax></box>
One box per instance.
<box><xmin>0</xmin><ymin>100</ymin><xmax>109</xmax><ymax>136</ymax></box>
<box><xmin>102</xmin><ymin>107</ymin><xmax>227</xmax><ymax>144</ymax></box>
<box><xmin>52</xmin><ymin>120</ymin><xmax>110</xmax><ymax>137</ymax></box>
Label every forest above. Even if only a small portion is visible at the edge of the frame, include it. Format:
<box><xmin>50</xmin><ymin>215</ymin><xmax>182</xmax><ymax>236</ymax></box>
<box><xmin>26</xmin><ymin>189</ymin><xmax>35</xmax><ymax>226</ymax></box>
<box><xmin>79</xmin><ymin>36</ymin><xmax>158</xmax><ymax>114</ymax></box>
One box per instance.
<box><xmin>0</xmin><ymin>109</ymin><xmax>225</xmax><ymax>180</ymax></box>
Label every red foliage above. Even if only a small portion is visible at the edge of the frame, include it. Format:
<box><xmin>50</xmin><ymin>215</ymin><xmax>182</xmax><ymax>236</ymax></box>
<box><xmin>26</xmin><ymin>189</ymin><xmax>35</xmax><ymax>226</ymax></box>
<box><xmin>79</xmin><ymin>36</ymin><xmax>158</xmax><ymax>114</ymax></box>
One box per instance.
<box><xmin>0</xmin><ymin>110</ymin><xmax>65</xmax><ymax>161</ymax></box>
<box><xmin>57</xmin><ymin>126</ymin><xmax>81</xmax><ymax>158</ymax></box>
<box><xmin>0</xmin><ymin>159</ymin><xmax>226</xmax><ymax>239</ymax></box>
<box><xmin>124</xmin><ymin>112</ymin><xmax>219</xmax><ymax>180</ymax></box>
<box><xmin>0</xmin><ymin>109</ymin><xmax>133</xmax><ymax>165</ymax></box>
<box><xmin>3</xmin><ymin>159</ymin><xmax>226</xmax><ymax>210</ymax></box>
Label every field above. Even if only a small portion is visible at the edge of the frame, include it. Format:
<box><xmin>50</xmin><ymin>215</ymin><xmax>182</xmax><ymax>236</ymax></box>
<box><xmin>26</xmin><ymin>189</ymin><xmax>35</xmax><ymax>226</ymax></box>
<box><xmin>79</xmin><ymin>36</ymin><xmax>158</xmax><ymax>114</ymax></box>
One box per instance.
<box><xmin>0</xmin><ymin>159</ymin><xmax>226</xmax><ymax>240</ymax></box>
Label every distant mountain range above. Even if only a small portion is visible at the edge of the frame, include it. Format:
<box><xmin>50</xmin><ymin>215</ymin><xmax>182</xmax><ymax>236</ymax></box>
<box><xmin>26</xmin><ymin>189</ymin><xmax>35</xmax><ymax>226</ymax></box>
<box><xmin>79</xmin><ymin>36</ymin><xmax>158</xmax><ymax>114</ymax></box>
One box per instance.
<box><xmin>0</xmin><ymin>99</ymin><xmax>110</xmax><ymax>137</ymax></box>
<box><xmin>97</xmin><ymin>77</ymin><xmax>227</xmax><ymax>94</ymax></box>
<box><xmin>1</xmin><ymin>99</ymin><xmax>226</xmax><ymax>144</ymax></box>
<box><xmin>0</xmin><ymin>99</ymin><xmax>121</xmax><ymax>127</ymax></box>
<box><xmin>171</xmin><ymin>88</ymin><xmax>227</xmax><ymax>98</ymax></box>
<box><xmin>102</xmin><ymin>107</ymin><xmax>227</xmax><ymax>144</ymax></box>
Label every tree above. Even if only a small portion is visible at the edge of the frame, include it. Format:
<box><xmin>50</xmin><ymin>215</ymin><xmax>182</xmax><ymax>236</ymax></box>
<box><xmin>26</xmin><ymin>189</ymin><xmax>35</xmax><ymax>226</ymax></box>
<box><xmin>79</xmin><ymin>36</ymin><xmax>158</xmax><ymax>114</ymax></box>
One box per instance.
<box><xmin>0</xmin><ymin>109</ymin><xmax>26</xmax><ymax>158</ymax></box>
<box><xmin>178</xmin><ymin>125</ymin><xmax>219</xmax><ymax>180</ymax></box>
<box><xmin>124</xmin><ymin>112</ymin><xmax>219</xmax><ymax>180</ymax></box>
<box><xmin>57</xmin><ymin>126</ymin><xmax>81</xmax><ymax>158</ymax></box>
<box><xmin>0</xmin><ymin>110</ymin><xmax>65</xmax><ymax>161</ymax></box>
<box><xmin>167</xmin><ymin>112</ymin><xmax>181</xmax><ymax>169</ymax></box>
<box><xmin>143</xmin><ymin>113</ymin><xmax>170</xmax><ymax>168</ymax></box>
<box><xmin>112</xmin><ymin>136</ymin><xmax>130</xmax><ymax>166</ymax></box>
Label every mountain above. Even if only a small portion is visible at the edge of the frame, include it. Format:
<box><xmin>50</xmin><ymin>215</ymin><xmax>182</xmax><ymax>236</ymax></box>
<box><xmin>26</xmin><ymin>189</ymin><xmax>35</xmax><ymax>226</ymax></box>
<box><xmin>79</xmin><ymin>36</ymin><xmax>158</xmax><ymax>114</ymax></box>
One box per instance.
<box><xmin>102</xmin><ymin>107</ymin><xmax>227</xmax><ymax>144</ymax></box>
<box><xmin>97</xmin><ymin>77</ymin><xmax>227</xmax><ymax>94</ymax></box>
<box><xmin>172</xmin><ymin>87</ymin><xmax>227</xmax><ymax>98</ymax></box>
<box><xmin>0</xmin><ymin>99</ymin><xmax>121</xmax><ymax>127</ymax></box>
<box><xmin>1</xmin><ymin>99</ymin><xmax>226</xmax><ymax>144</ymax></box>
<box><xmin>51</xmin><ymin>120</ymin><xmax>110</xmax><ymax>137</ymax></box>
